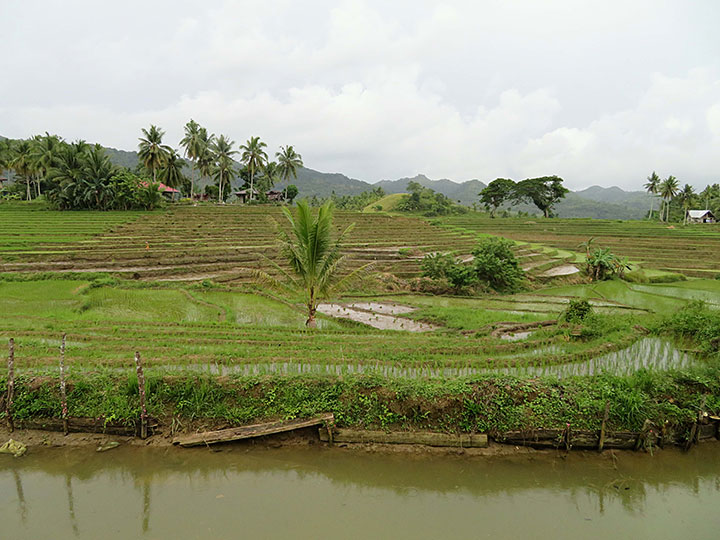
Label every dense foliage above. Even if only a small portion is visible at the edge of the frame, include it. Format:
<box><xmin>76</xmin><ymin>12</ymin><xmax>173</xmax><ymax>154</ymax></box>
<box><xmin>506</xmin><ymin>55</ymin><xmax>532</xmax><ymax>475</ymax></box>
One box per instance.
<box><xmin>421</xmin><ymin>237</ymin><xmax>525</xmax><ymax>293</ymax></box>
<box><xmin>1</xmin><ymin>126</ymin><xmax>304</xmax><ymax>206</ymax></box>
<box><xmin>397</xmin><ymin>181</ymin><xmax>466</xmax><ymax>216</ymax></box>
<box><xmin>309</xmin><ymin>187</ymin><xmax>385</xmax><ymax>210</ymax></box>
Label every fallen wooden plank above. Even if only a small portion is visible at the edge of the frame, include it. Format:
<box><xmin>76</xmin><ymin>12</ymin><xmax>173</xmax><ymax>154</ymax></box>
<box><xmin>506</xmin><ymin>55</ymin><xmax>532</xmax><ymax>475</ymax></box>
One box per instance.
<box><xmin>319</xmin><ymin>428</ymin><xmax>488</xmax><ymax>448</ymax></box>
<box><xmin>173</xmin><ymin>413</ymin><xmax>334</xmax><ymax>447</ymax></box>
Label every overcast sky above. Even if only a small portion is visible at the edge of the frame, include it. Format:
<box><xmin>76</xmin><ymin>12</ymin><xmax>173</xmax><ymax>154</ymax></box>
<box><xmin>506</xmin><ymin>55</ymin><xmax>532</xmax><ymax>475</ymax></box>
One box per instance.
<box><xmin>1</xmin><ymin>0</ymin><xmax>719</xmax><ymax>190</ymax></box>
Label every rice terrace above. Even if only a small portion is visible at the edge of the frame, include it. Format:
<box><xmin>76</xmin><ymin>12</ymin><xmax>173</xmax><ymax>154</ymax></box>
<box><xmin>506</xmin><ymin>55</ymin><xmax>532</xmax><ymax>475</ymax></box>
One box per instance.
<box><xmin>1</xmin><ymin>189</ymin><xmax>719</xmax><ymax>444</ymax></box>
<box><xmin>4</xmin><ymin>4</ymin><xmax>720</xmax><ymax>536</ymax></box>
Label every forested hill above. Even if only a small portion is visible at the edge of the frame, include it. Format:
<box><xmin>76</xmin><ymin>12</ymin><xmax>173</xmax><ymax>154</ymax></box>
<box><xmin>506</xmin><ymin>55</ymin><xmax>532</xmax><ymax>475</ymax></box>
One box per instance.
<box><xmin>1</xmin><ymin>135</ymin><xmax>652</xmax><ymax>219</ymax></box>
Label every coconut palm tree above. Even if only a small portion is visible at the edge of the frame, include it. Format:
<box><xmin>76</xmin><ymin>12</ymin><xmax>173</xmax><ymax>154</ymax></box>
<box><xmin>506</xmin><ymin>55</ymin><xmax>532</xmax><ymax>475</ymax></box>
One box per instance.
<box><xmin>138</xmin><ymin>125</ymin><xmax>171</xmax><ymax>183</ymax></box>
<box><xmin>239</xmin><ymin>136</ymin><xmax>268</xmax><ymax>201</ymax></box>
<box><xmin>644</xmin><ymin>171</ymin><xmax>661</xmax><ymax>220</ymax></box>
<box><xmin>179</xmin><ymin>120</ymin><xmax>207</xmax><ymax>199</ymax></box>
<box><xmin>263</xmin><ymin>200</ymin><xmax>357</xmax><ymax>327</ymax></box>
<box><xmin>30</xmin><ymin>133</ymin><xmax>63</xmax><ymax>197</ymax></box>
<box><xmin>159</xmin><ymin>149</ymin><xmax>187</xmax><ymax>190</ymax></box>
<box><xmin>659</xmin><ymin>176</ymin><xmax>679</xmax><ymax>222</ymax></box>
<box><xmin>276</xmin><ymin>145</ymin><xmax>303</xmax><ymax>201</ymax></box>
<box><xmin>677</xmin><ymin>184</ymin><xmax>695</xmax><ymax>225</ymax></box>
<box><xmin>259</xmin><ymin>161</ymin><xmax>280</xmax><ymax>193</ymax></box>
<box><xmin>10</xmin><ymin>140</ymin><xmax>35</xmax><ymax>200</ymax></box>
<box><xmin>0</xmin><ymin>138</ymin><xmax>13</xmax><ymax>178</ymax></box>
<box><xmin>210</xmin><ymin>135</ymin><xmax>236</xmax><ymax>203</ymax></box>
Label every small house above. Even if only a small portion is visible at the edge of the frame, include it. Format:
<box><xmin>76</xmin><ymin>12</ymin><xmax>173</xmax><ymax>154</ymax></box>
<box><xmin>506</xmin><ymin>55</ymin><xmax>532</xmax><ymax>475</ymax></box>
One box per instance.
<box><xmin>234</xmin><ymin>188</ymin><xmax>259</xmax><ymax>204</ymax></box>
<box><xmin>686</xmin><ymin>210</ymin><xmax>716</xmax><ymax>224</ymax></box>
<box><xmin>140</xmin><ymin>181</ymin><xmax>182</xmax><ymax>201</ymax></box>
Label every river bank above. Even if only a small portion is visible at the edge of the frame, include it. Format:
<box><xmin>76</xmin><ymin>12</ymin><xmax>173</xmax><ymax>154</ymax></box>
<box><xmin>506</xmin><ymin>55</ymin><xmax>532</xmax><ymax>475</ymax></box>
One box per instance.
<box><xmin>2</xmin><ymin>362</ymin><xmax>719</xmax><ymax>456</ymax></box>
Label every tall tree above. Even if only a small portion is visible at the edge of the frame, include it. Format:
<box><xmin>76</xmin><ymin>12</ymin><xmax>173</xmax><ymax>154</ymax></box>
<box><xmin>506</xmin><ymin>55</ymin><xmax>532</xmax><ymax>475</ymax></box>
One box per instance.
<box><xmin>159</xmin><ymin>149</ymin><xmax>187</xmax><ymax>190</ymax></box>
<box><xmin>259</xmin><ymin>161</ymin><xmax>280</xmax><ymax>193</ymax></box>
<box><xmin>659</xmin><ymin>175</ymin><xmax>679</xmax><ymax>222</ymax></box>
<box><xmin>138</xmin><ymin>125</ymin><xmax>171</xmax><ymax>183</ymax></box>
<box><xmin>276</xmin><ymin>145</ymin><xmax>303</xmax><ymax>200</ymax></box>
<box><xmin>513</xmin><ymin>176</ymin><xmax>568</xmax><ymax>218</ymax></box>
<box><xmin>10</xmin><ymin>140</ymin><xmax>35</xmax><ymax>200</ymax></box>
<box><xmin>677</xmin><ymin>183</ymin><xmax>695</xmax><ymax>225</ymax></box>
<box><xmin>0</xmin><ymin>138</ymin><xmax>14</xmax><ymax>180</ymax></box>
<box><xmin>240</xmin><ymin>136</ymin><xmax>268</xmax><ymax>201</ymax></box>
<box><xmin>196</xmin><ymin>128</ymin><xmax>216</xmax><ymax>192</ymax></box>
<box><xmin>179</xmin><ymin>120</ymin><xmax>206</xmax><ymax>199</ymax></box>
<box><xmin>644</xmin><ymin>171</ymin><xmax>661</xmax><ymax>220</ymax></box>
<box><xmin>210</xmin><ymin>134</ymin><xmax>236</xmax><ymax>202</ymax></box>
<box><xmin>479</xmin><ymin>178</ymin><xmax>515</xmax><ymax>218</ymax></box>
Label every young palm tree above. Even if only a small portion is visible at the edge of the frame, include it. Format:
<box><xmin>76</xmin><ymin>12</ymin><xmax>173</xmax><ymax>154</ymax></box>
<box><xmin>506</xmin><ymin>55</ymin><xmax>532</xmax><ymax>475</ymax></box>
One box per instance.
<box><xmin>644</xmin><ymin>171</ymin><xmax>661</xmax><ymax>220</ymax></box>
<box><xmin>159</xmin><ymin>149</ymin><xmax>187</xmax><ymax>190</ymax></box>
<box><xmin>239</xmin><ymin>136</ymin><xmax>268</xmax><ymax>201</ymax></box>
<box><xmin>276</xmin><ymin>145</ymin><xmax>303</xmax><ymax>200</ymax></box>
<box><xmin>210</xmin><ymin>135</ymin><xmax>237</xmax><ymax>202</ymax></box>
<box><xmin>138</xmin><ymin>125</ymin><xmax>171</xmax><ymax>183</ymax></box>
<box><xmin>264</xmin><ymin>201</ymin><xmax>357</xmax><ymax>327</ymax></box>
<box><xmin>678</xmin><ymin>184</ymin><xmax>695</xmax><ymax>225</ymax></box>
<box><xmin>659</xmin><ymin>176</ymin><xmax>679</xmax><ymax>222</ymax></box>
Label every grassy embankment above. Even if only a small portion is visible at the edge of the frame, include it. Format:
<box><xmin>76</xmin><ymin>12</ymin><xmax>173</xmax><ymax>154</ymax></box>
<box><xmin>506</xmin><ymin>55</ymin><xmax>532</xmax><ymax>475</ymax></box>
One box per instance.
<box><xmin>1</xmin><ymin>204</ymin><xmax>719</xmax><ymax>440</ymax></box>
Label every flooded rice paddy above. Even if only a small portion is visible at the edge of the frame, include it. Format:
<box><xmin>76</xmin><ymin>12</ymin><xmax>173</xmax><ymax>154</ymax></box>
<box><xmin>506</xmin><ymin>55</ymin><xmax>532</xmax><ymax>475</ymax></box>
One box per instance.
<box><xmin>112</xmin><ymin>337</ymin><xmax>694</xmax><ymax>379</ymax></box>
<box><xmin>317</xmin><ymin>302</ymin><xmax>439</xmax><ymax>332</ymax></box>
<box><xmin>1</xmin><ymin>444</ymin><xmax>719</xmax><ymax>539</ymax></box>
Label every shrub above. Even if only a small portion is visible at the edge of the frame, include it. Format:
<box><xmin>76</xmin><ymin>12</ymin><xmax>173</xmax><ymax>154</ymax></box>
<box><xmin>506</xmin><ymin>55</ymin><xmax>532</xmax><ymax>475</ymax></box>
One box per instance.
<box><xmin>562</xmin><ymin>299</ymin><xmax>593</xmax><ymax>322</ymax></box>
<box><xmin>470</xmin><ymin>237</ymin><xmax>524</xmax><ymax>292</ymax></box>
<box><xmin>420</xmin><ymin>237</ymin><xmax>525</xmax><ymax>293</ymax></box>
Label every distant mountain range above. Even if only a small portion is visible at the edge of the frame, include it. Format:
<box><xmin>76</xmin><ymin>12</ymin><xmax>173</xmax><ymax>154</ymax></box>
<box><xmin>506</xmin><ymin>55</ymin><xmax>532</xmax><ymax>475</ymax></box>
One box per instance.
<box><xmin>2</xmin><ymin>136</ymin><xmax>653</xmax><ymax>219</ymax></box>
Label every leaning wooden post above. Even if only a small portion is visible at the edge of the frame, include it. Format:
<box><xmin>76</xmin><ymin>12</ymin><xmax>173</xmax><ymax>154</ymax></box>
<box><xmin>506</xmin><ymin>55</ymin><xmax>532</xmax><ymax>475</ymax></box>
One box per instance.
<box><xmin>134</xmin><ymin>351</ymin><xmax>148</xmax><ymax>439</ymax></box>
<box><xmin>598</xmin><ymin>401</ymin><xmax>610</xmax><ymax>452</ymax></box>
<box><xmin>59</xmin><ymin>333</ymin><xmax>69</xmax><ymax>435</ymax></box>
<box><xmin>6</xmin><ymin>338</ymin><xmax>15</xmax><ymax>432</ymax></box>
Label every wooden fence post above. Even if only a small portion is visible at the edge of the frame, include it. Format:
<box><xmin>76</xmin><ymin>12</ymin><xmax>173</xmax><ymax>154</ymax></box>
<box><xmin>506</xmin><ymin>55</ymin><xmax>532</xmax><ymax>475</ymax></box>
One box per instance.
<box><xmin>59</xmin><ymin>333</ymin><xmax>69</xmax><ymax>435</ymax></box>
<box><xmin>598</xmin><ymin>401</ymin><xmax>610</xmax><ymax>452</ymax></box>
<box><xmin>134</xmin><ymin>351</ymin><xmax>148</xmax><ymax>439</ymax></box>
<box><xmin>6</xmin><ymin>338</ymin><xmax>15</xmax><ymax>432</ymax></box>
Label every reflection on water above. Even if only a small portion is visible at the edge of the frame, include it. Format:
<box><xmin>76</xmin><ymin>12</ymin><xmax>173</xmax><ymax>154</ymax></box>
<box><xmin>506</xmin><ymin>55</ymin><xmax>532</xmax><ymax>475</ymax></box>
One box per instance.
<box><xmin>148</xmin><ymin>337</ymin><xmax>695</xmax><ymax>379</ymax></box>
<box><xmin>1</xmin><ymin>444</ymin><xmax>719</xmax><ymax>539</ymax></box>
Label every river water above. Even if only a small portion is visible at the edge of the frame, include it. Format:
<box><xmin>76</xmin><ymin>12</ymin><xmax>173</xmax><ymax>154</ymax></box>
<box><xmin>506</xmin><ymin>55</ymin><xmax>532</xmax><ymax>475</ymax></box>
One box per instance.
<box><xmin>1</xmin><ymin>444</ymin><xmax>719</xmax><ymax>539</ymax></box>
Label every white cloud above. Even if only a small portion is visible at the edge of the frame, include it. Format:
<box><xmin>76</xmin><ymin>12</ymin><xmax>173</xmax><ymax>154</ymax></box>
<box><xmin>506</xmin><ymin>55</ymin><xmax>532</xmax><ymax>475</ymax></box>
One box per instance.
<box><xmin>1</xmin><ymin>0</ymin><xmax>720</xmax><ymax>190</ymax></box>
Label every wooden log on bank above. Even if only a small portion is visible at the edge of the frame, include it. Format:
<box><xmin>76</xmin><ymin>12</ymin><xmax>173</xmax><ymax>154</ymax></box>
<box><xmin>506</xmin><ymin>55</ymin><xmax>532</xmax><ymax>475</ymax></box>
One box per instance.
<box><xmin>318</xmin><ymin>428</ymin><xmax>488</xmax><ymax>448</ymax></box>
<box><xmin>497</xmin><ymin>429</ymin><xmax>639</xmax><ymax>450</ymax></box>
<box><xmin>173</xmin><ymin>413</ymin><xmax>335</xmax><ymax>447</ymax></box>
<box><xmin>17</xmin><ymin>417</ymin><xmax>155</xmax><ymax>436</ymax></box>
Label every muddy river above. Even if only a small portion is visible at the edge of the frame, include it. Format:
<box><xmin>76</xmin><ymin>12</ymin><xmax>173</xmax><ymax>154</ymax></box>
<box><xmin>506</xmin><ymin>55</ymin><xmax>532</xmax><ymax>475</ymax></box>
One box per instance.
<box><xmin>1</xmin><ymin>443</ymin><xmax>719</xmax><ymax>539</ymax></box>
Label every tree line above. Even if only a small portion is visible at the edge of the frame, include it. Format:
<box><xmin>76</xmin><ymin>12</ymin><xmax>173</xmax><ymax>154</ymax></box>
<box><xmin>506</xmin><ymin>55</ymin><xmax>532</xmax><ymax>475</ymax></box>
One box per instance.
<box><xmin>0</xmin><ymin>122</ymin><xmax>303</xmax><ymax>209</ymax></box>
<box><xmin>643</xmin><ymin>172</ymin><xmax>719</xmax><ymax>224</ymax></box>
